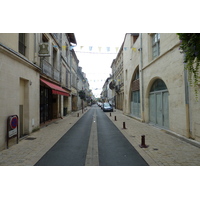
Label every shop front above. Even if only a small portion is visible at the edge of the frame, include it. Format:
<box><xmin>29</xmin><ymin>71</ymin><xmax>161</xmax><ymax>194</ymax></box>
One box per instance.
<box><xmin>40</xmin><ymin>78</ymin><xmax>70</xmax><ymax>124</ymax></box>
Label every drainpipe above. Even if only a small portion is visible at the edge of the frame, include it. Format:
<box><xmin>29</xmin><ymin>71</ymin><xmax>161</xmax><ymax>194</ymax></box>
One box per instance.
<box><xmin>139</xmin><ymin>33</ymin><xmax>145</xmax><ymax>122</ymax></box>
<box><xmin>60</xmin><ymin>34</ymin><xmax>63</xmax><ymax>118</ymax></box>
<box><xmin>70</xmin><ymin>51</ymin><xmax>72</xmax><ymax>88</ymax></box>
<box><xmin>60</xmin><ymin>33</ymin><xmax>62</xmax><ymax>83</ymax></box>
<box><xmin>69</xmin><ymin>50</ymin><xmax>72</xmax><ymax>111</ymax></box>
<box><xmin>184</xmin><ymin>54</ymin><xmax>191</xmax><ymax>138</ymax></box>
<box><xmin>34</xmin><ymin>33</ymin><xmax>36</xmax><ymax>63</ymax></box>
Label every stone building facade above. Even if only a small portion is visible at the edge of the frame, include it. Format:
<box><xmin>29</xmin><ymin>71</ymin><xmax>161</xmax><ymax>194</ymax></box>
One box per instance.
<box><xmin>0</xmin><ymin>33</ymin><xmax>91</xmax><ymax>151</ymax></box>
<box><xmin>0</xmin><ymin>33</ymin><xmax>40</xmax><ymax>150</ymax></box>
<box><xmin>101</xmin><ymin>77</ymin><xmax>112</xmax><ymax>103</ymax></box>
<box><xmin>113</xmin><ymin>43</ymin><xmax>124</xmax><ymax>110</ymax></box>
<box><xmin>122</xmin><ymin>33</ymin><xmax>200</xmax><ymax>142</ymax></box>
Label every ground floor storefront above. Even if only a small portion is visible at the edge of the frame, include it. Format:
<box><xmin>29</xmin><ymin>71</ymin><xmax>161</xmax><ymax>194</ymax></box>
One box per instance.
<box><xmin>40</xmin><ymin>78</ymin><xmax>70</xmax><ymax>124</ymax></box>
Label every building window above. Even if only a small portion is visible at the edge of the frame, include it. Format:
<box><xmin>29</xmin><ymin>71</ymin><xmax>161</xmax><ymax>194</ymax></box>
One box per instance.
<box><xmin>132</xmin><ymin>90</ymin><xmax>140</xmax><ymax>103</ymax></box>
<box><xmin>134</xmin><ymin>68</ymin><xmax>139</xmax><ymax>80</ymax></box>
<box><xmin>53</xmin><ymin>33</ymin><xmax>58</xmax><ymax>39</ymax></box>
<box><xmin>65</xmin><ymin>42</ymin><xmax>69</xmax><ymax>60</ymax></box>
<box><xmin>42</xmin><ymin>34</ymin><xmax>49</xmax><ymax>62</ymax></box>
<box><xmin>66</xmin><ymin>70</ymin><xmax>70</xmax><ymax>88</ymax></box>
<box><xmin>71</xmin><ymin>72</ymin><xmax>76</xmax><ymax>87</ymax></box>
<box><xmin>131</xmin><ymin>67</ymin><xmax>140</xmax><ymax>92</ymax></box>
<box><xmin>150</xmin><ymin>78</ymin><xmax>167</xmax><ymax>92</ymax></box>
<box><xmin>130</xmin><ymin>67</ymin><xmax>140</xmax><ymax>118</ymax></box>
<box><xmin>125</xmin><ymin>69</ymin><xmax>128</xmax><ymax>80</ymax></box>
<box><xmin>42</xmin><ymin>34</ymin><xmax>48</xmax><ymax>43</ymax></box>
<box><xmin>53</xmin><ymin>47</ymin><xmax>57</xmax><ymax>69</ymax></box>
<box><xmin>19</xmin><ymin>33</ymin><xmax>26</xmax><ymax>56</ymax></box>
<box><xmin>131</xmin><ymin>33</ymin><xmax>139</xmax><ymax>44</ymax></box>
<box><xmin>152</xmin><ymin>33</ymin><xmax>160</xmax><ymax>59</ymax></box>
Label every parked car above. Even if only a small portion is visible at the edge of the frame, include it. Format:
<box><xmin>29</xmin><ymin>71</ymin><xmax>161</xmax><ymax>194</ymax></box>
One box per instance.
<box><xmin>102</xmin><ymin>102</ymin><xmax>113</xmax><ymax>112</ymax></box>
<box><xmin>97</xmin><ymin>102</ymin><xmax>102</xmax><ymax>107</ymax></box>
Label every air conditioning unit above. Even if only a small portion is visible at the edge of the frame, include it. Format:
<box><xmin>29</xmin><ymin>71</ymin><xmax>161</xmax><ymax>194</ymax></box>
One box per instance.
<box><xmin>38</xmin><ymin>43</ymin><xmax>50</xmax><ymax>57</ymax></box>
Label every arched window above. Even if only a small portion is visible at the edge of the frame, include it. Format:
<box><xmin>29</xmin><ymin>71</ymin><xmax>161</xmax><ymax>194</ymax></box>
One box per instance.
<box><xmin>133</xmin><ymin>68</ymin><xmax>139</xmax><ymax>81</ymax></box>
<box><xmin>150</xmin><ymin>79</ymin><xmax>167</xmax><ymax>92</ymax></box>
<box><xmin>130</xmin><ymin>67</ymin><xmax>140</xmax><ymax>118</ymax></box>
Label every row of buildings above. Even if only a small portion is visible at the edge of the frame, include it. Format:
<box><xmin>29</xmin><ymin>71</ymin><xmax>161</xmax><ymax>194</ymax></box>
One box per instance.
<box><xmin>0</xmin><ymin>33</ymin><xmax>93</xmax><ymax>150</ymax></box>
<box><xmin>101</xmin><ymin>33</ymin><xmax>200</xmax><ymax>142</ymax></box>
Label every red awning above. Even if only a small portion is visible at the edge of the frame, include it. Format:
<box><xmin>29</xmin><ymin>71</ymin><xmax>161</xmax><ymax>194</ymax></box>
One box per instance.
<box><xmin>40</xmin><ymin>79</ymin><xmax>70</xmax><ymax>96</ymax></box>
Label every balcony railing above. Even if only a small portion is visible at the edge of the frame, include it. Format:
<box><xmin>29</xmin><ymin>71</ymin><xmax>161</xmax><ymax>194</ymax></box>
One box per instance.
<box><xmin>42</xmin><ymin>59</ymin><xmax>60</xmax><ymax>82</ymax></box>
<box><xmin>54</xmin><ymin>68</ymin><xmax>60</xmax><ymax>82</ymax></box>
<box><xmin>42</xmin><ymin>59</ymin><xmax>53</xmax><ymax>78</ymax></box>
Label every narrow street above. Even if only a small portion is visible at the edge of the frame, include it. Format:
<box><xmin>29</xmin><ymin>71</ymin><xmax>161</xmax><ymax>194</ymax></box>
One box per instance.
<box><xmin>96</xmin><ymin>107</ymin><xmax>148</xmax><ymax>166</ymax></box>
<box><xmin>1</xmin><ymin>105</ymin><xmax>200</xmax><ymax>166</ymax></box>
<box><xmin>35</xmin><ymin>105</ymin><xmax>148</xmax><ymax>166</ymax></box>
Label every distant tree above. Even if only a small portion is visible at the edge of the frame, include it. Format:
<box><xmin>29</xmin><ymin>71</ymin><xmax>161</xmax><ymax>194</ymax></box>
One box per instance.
<box><xmin>177</xmin><ymin>33</ymin><xmax>200</xmax><ymax>99</ymax></box>
<box><xmin>78</xmin><ymin>90</ymin><xmax>86</xmax><ymax>100</ymax></box>
<box><xmin>78</xmin><ymin>90</ymin><xmax>86</xmax><ymax>113</ymax></box>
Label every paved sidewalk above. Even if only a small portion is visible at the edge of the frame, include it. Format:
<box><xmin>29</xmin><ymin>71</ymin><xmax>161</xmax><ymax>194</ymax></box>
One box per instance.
<box><xmin>105</xmin><ymin>109</ymin><xmax>200</xmax><ymax>166</ymax></box>
<box><xmin>1</xmin><ymin>106</ymin><xmax>200</xmax><ymax>166</ymax></box>
<box><xmin>0</xmin><ymin>109</ymin><xmax>88</xmax><ymax>166</ymax></box>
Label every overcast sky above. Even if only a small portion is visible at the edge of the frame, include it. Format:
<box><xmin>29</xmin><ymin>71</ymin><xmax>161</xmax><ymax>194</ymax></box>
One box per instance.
<box><xmin>74</xmin><ymin>32</ymin><xmax>125</xmax><ymax>98</ymax></box>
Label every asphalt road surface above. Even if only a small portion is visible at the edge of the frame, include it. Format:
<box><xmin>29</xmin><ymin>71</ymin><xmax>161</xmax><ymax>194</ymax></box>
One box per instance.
<box><xmin>35</xmin><ymin>105</ymin><xmax>148</xmax><ymax>166</ymax></box>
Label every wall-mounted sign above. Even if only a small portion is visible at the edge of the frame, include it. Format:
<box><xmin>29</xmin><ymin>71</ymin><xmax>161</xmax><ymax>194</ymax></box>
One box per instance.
<box><xmin>38</xmin><ymin>43</ymin><xmax>50</xmax><ymax>57</ymax></box>
<box><xmin>7</xmin><ymin>115</ymin><xmax>19</xmax><ymax>148</ymax></box>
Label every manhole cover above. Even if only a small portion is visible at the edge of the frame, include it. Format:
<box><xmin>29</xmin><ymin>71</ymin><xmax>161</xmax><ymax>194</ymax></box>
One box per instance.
<box><xmin>153</xmin><ymin>148</ymin><xmax>158</xmax><ymax>150</ymax></box>
<box><xmin>25</xmin><ymin>137</ymin><xmax>36</xmax><ymax>140</ymax></box>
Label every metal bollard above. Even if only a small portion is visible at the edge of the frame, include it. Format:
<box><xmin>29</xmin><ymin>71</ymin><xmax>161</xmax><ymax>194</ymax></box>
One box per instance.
<box><xmin>123</xmin><ymin>122</ymin><xmax>126</xmax><ymax>129</ymax></box>
<box><xmin>139</xmin><ymin>135</ymin><xmax>149</xmax><ymax>148</ymax></box>
<box><xmin>77</xmin><ymin>113</ymin><xmax>79</xmax><ymax>117</ymax></box>
<box><xmin>110</xmin><ymin>113</ymin><xmax>112</xmax><ymax>117</ymax></box>
<box><xmin>114</xmin><ymin>116</ymin><xmax>117</xmax><ymax>121</ymax></box>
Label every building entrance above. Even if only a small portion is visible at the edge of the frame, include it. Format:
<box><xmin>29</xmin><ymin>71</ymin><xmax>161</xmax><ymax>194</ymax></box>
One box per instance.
<box><xmin>149</xmin><ymin>79</ymin><xmax>169</xmax><ymax>128</ymax></box>
<box><xmin>40</xmin><ymin>86</ymin><xmax>53</xmax><ymax>124</ymax></box>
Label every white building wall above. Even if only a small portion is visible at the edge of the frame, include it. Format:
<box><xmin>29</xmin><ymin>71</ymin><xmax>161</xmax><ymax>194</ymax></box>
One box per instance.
<box><xmin>188</xmin><ymin>69</ymin><xmax>200</xmax><ymax>140</ymax></box>
<box><xmin>123</xmin><ymin>33</ymin><xmax>198</xmax><ymax>140</ymax></box>
<box><xmin>0</xmin><ymin>45</ymin><xmax>40</xmax><ymax>150</ymax></box>
<box><xmin>123</xmin><ymin>34</ymin><xmax>140</xmax><ymax>115</ymax></box>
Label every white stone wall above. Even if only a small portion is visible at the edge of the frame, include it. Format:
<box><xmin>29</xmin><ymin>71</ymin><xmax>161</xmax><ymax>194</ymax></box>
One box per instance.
<box><xmin>143</xmin><ymin>45</ymin><xmax>187</xmax><ymax>135</ymax></box>
<box><xmin>107</xmin><ymin>78</ymin><xmax>113</xmax><ymax>102</ymax></box>
<box><xmin>0</xmin><ymin>49</ymin><xmax>40</xmax><ymax>150</ymax></box>
<box><xmin>188</xmin><ymin>75</ymin><xmax>200</xmax><ymax>140</ymax></box>
<box><xmin>0</xmin><ymin>34</ymin><xmax>19</xmax><ymax>52</ymax></box>
<box><xmin>123</xmin><ymin>34</ymin><xmax>140</xmax><ymax>114</ymax></box>
<box><xmin>123</xmin><ymin>33</ymin><xmax>199</xmax><ymax>140</ymax></box>
<box><xmin>142</xmin><ymin>34</ymin><xmax>187</xmax><ymax>136</ymax></box>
